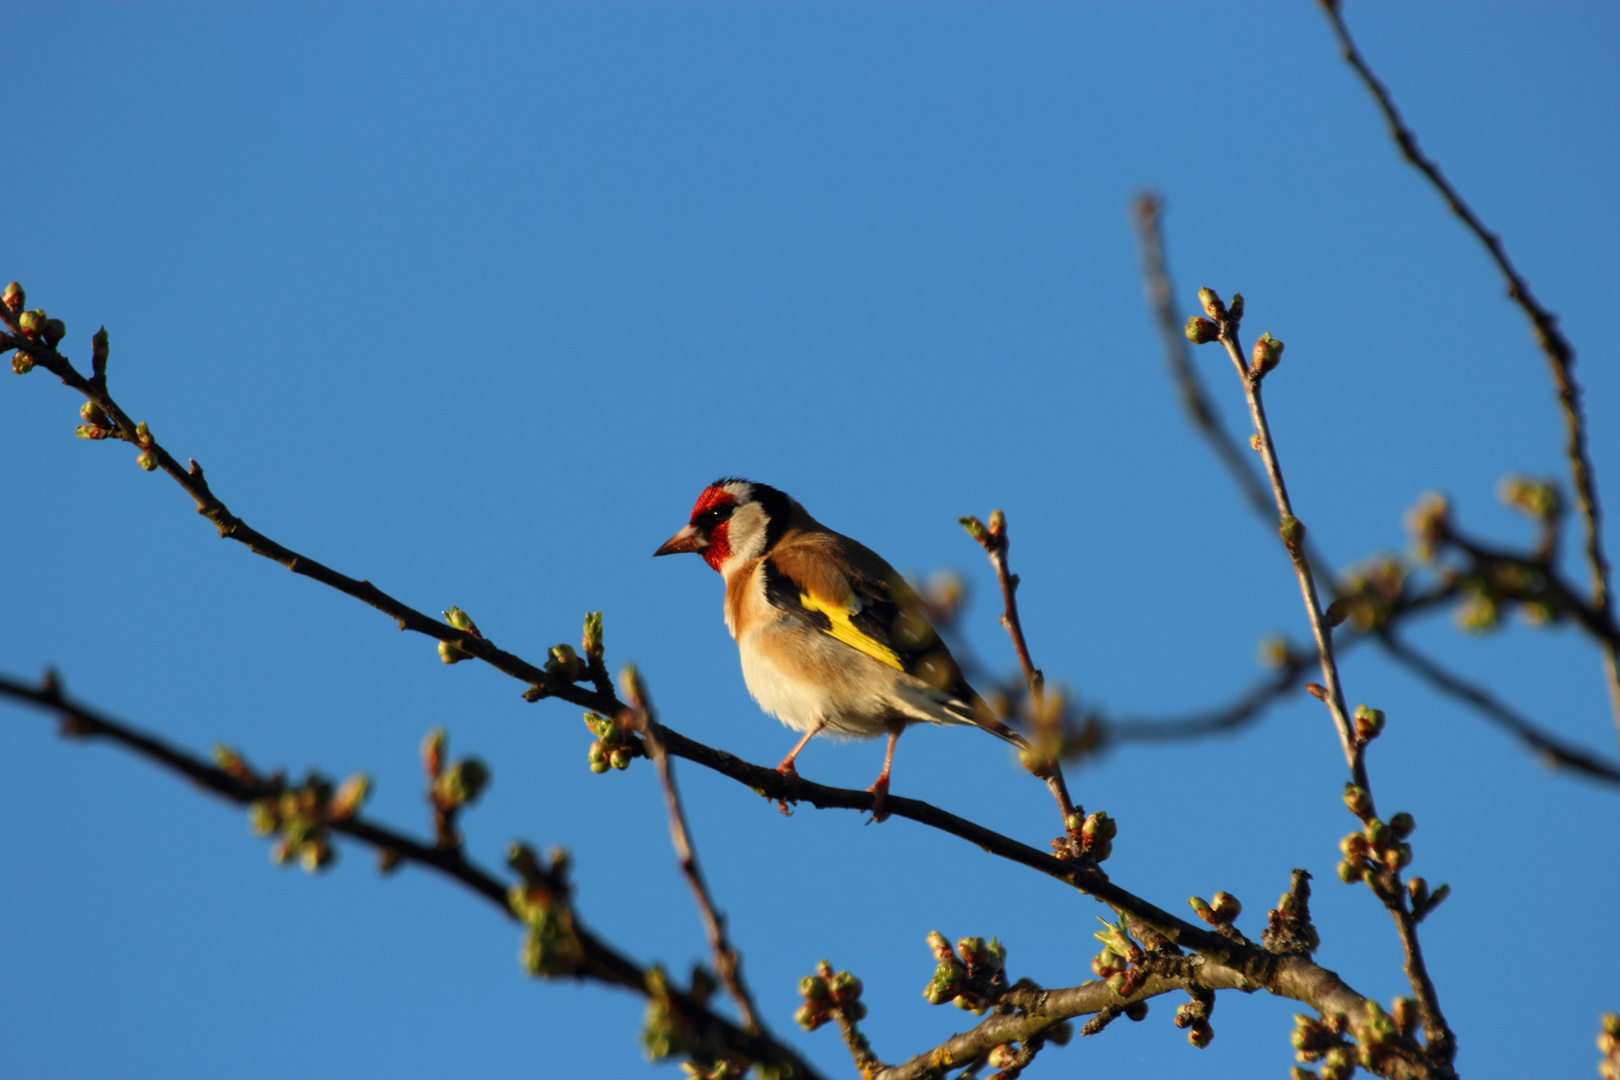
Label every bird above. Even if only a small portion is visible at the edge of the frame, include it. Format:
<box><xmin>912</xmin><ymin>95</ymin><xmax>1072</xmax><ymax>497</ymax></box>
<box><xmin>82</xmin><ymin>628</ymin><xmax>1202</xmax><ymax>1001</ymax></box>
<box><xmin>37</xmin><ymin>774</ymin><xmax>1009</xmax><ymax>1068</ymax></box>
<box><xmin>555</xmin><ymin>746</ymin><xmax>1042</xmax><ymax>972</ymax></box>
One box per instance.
<box><xmin>653</xmin><ymin>478</ymin><xmax>1027</xmax><ymax>819</ymax></box>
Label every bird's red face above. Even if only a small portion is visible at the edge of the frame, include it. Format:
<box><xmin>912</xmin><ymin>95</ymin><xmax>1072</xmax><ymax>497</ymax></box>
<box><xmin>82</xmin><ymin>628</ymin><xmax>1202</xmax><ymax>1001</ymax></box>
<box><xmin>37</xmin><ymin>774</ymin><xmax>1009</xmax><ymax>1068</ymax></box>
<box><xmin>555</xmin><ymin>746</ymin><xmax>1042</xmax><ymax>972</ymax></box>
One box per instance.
<box><xmin>653</xmin><ymin>483</ymin><xmax>740</xmax><ymax>573</ymax></box>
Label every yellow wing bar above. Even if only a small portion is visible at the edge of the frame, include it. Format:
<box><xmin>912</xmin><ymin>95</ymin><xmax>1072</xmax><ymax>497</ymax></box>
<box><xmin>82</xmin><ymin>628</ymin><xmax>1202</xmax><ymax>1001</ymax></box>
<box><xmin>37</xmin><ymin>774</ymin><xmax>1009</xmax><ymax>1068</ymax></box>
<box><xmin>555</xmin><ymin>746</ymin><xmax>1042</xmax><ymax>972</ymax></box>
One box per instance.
<box><xmin>797</xmin><ymin>591</ymin><xmax>904</xmax><ymax>671</ymax></box>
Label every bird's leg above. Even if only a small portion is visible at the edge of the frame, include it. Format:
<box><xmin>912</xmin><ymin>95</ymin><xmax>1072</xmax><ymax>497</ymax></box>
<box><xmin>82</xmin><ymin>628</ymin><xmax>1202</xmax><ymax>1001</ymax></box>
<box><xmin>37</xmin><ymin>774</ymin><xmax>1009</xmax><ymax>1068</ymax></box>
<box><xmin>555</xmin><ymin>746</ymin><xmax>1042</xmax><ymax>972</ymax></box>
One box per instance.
<box><xmin>775</xmin><ymin>720</ymin><xmax>824</xmax><ymax>777</ymax></box>
<box><xmin>866</xmin><ymin>724</ymin><xmax>903</xmax><ymax>823</ymax></box>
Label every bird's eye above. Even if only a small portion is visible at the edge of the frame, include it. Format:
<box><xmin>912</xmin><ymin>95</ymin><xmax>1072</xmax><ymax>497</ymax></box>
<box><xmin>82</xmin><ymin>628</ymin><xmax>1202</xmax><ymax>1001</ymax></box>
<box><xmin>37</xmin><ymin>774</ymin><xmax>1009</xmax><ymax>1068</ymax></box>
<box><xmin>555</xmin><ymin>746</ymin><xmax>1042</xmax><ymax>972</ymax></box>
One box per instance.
<box><xmin>697</xmin><ymin>504</ymin><xmax>733</xmax><ymax>528</ymax></box>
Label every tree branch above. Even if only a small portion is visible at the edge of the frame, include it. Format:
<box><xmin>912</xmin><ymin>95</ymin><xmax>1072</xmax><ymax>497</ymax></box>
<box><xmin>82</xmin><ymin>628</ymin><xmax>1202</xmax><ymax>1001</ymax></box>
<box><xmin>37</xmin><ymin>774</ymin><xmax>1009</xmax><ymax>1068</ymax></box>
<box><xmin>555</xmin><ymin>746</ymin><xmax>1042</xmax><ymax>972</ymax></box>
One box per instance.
<box><xmin>1317</xmin><ymin>0</ymin><xmax>1620</xmax><ymax>742</ymax></box>
<box><xmin>0</xmin><ymin>672</ymin><xmax>821</xmax><ymax>1079</ymax></box>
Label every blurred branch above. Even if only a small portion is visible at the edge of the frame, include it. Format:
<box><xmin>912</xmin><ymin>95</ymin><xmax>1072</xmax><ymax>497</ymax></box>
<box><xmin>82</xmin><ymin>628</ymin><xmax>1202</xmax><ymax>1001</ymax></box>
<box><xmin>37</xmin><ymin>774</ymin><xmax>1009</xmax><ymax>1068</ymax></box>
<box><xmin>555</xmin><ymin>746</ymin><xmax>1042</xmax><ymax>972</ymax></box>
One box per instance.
<box><xmin>0</xmin><ymin>671</ymin><xmax>818</xmax><ymax>1078</ymax></box>
<box><xmin>1377</xmin><ymin>631</ymin><xmax>1620</xmax><ymax>786</ymax></box>
<box><xmin>1129</xmin><ymin>192</ymin><xmax>1620</xmax><ymax>788</ymax></box>
<box><xmin>621</xmin><ymin>667</ymin><xmax>762</xmax><ymax>1036</ymax></box>
<box><xmin>1317</xmin><ymin>0</ymin><xmax>1620</xmax><ymax>740</ymax></box>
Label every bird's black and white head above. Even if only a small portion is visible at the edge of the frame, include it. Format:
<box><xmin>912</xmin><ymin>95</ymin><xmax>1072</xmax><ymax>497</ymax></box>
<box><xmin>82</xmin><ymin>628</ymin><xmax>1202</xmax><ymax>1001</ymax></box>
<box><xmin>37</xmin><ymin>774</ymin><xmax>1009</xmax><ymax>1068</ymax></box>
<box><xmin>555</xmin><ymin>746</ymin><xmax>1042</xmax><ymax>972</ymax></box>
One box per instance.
<box><xmin>653</xmin><ymin>478</ymin><xmax>798</xmax><ymax>577</ymax></box>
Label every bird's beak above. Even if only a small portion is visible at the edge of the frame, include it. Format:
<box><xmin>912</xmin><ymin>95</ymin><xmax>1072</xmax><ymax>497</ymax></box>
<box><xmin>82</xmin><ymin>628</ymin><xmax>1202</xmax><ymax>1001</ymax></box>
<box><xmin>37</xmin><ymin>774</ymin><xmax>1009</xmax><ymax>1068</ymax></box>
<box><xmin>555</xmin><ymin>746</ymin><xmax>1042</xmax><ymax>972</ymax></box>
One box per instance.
<box><xmin>653</xmin><ymin>523</ymin><xmax>707</xmax><ymax>557</ymax></box>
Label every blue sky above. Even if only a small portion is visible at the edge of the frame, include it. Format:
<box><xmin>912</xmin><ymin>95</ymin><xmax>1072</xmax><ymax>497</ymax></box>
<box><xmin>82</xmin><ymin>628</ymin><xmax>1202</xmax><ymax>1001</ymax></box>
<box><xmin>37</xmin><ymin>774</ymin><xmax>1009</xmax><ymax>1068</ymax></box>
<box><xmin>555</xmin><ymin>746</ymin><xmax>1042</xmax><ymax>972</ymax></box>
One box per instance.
<box><xmin>3</xmin><ymin>4</ymin><xmax>1617</xmax><ymax>1078</ymax></box>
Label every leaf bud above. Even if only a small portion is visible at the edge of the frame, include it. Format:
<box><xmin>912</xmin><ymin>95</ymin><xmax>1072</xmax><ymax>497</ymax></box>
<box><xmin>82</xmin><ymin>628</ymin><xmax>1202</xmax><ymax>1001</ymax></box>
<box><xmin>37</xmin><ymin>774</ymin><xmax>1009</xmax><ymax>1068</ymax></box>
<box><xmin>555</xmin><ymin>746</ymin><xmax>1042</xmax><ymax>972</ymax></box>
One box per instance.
<box><xmin>92</xmin><ymin>326</ymin><xmax>109</xmax><ymax>373</ymax></box>
<box><xmin>1197</xmin><ymin>287</ymin><xmax>1225</xmax><ymax>320</ymax></box>
<box><xmin>1353</xmin><ymin>704</ymin><xmax>1385</xmax><ymax>742</ymax></box>
<box><xmin>1406</xmin><ymin>876</ymin><xmax>1429</xmax><ymax>908</ymax></box>
<box><xmin>610</xmin><ymin>747</ymin><xmax>631</xmax><ymax>770</ymax></box>
<box><xmin>133</xmin><ymin>420</ymin><xmax>152</xmax><ymax>448</ymax></box>
<box><xmin>42</xmin><ymin>318</ymin><xmax>66</xmax><ymax>347</ymax></box>
<box><xmin>1250</xmin><ymin>332</ymin><xmax>1284</xmax><ymax>376</ymax></box>
<box><xmin>1336</xmin><ymin>859</ymin><xmax>1363</xmax><ymax>884</ymax></box>
<box><xmin>587</xmin><ymin>740</ymin><xmax>608</xmax><ymax>773</ymax></box>
<box><xmin>421</xmin><ymin>726</ymin><xmax>447</xmax><ymax>778</ymax></box>
<box><xmin>1392</xmin><ymin>996</ymin><xmax>1418</xmax><ymax>1036</ymax></box>
<box><xmin>1388</xmin><ymin>812</ymin><xmax>1414</xmax><ymax>839</ymax></box>
<box><xmin>1</xmin><ymin>281</ymin><xmax>23</xmax><ymax>312</ymax></box>
<box><xmin>926</xmin><ymin>930</ymin><xmax>953</xmax><ymax>958</ymax></box>
<box><xmin>1227</xmin><ymin>292</ymin><xmax>1245</xmax><ymax>321</ymax></box>
<box><xmin>618</xmin><ymin>662</ymin><xmax>647</xmax><ymax>709</ymax></box>
<box><xmin>18</xmin><ymin>308</ymin><xmax>46</xmax><ymax>336</ymax></box>
<box><xmin>438</xmin><ymin>639</ymin><xmax>470</xmax><ymax>664</ymax></box>
<box><xmin>1188</xmin><ymin>896</ymin><xmax>1213</xmax><ymax>922</ymax></box>
<box><xmin>1279</xmin><ymin>514</ymin><xmax>1306</xmax><ymax>549</ymax></box>
<box><xmin>582</xmin><ymin>610</ymin><xmax>604</xmax><ymax>660</ymax></box>
<box><xmin>987</xmin><ymin>1044</ymin><xmax>1018</xmax><ymax>1069</ymax></box>
<box><xmin>1499</xmin><ymin>473</ymin><xmax>1561</xmax><ymax>522</ymax></box>
<box><xmin>329</xmin><ymin>772</ymin><xmax>371</xmax><ymax>820</ymax></box>
<box><xmin>1184</xmin><ymin>316</ymin><xmax>1219</xmax><ymax>344</ymax></box>
<box><xmin>958</xmin><ymin>515</ymin><xmax>989</xmax><ymax>544</ymax></box>
<box><xmin>136</xmin><ymin>451</ymin><xmax>157</xmax><ymax>471</ymax></box>
<box><xmin>1343</xmin><ymin>783</ymin><xmax>1372</xmax><ymax>819</ymax></box>
<box><xmin>80</xmin><ymin>401</ymin><xmax>108</xmax><ymax>426</ymax></box>
<box><xmin>1081</xmin><ymin>810</ymin><xmax>1116</xmax><ymax>845</ymax></box>
<box><xmin>12</xmin><ymin>353</ymin><xmax>35</xmax><ymax>375</ymax></box>
<box><xmin>1382</xmin><ymin>843</ymin><xmax>1412</xmax><ymax>871</ymax></box>
<box><xmin>248</xmin><ymin>799</ymin><xmax>278</xmax><ymax>837</ymax></box>
<box><xmin>437</xmin><ymin>758</ymin><xmax>490</xmax><ymax>806</ymax></box>
<box><xmin>799</xmin><ymin>975</ymin><xmax>830</xmax><ymax>1003</ymax></box>
<box><xmin>299</xmin><ymin>837</ymin><xmax>334</xmax><ymax>873</ymax></box>
<box><xmin>1339</xmin><ymin>832</ymin><xmax>1371</xmax><ymax>860</ymax></box>
<box><xmin>1188</xmin><ymin>1021</ymin><xmax>1214</xmax><ymax>1048</ymax></box>
<box><xmin>829</xmin><ymin>970</ymin><xmax>862</xmax><ymax>1002</ymax></box>
<box><xmin>793</xmin><ymin>1002</ymin><xmax>824</xmax><ymax>1031</ymax></box>
<box><xmin>1106</xmin><ymin>971</ymin><xmax>1129</xmax><ymax>995</ymax></box>
<box><xmin>1210</xmin><ymin>891</ymin><xmax>1241</xmax><ymax>922</ymax></box>
<box><xmin>1364</xmin><ymin>818</ymin><xmax>1390</xmax><ymax>848</ymax></box>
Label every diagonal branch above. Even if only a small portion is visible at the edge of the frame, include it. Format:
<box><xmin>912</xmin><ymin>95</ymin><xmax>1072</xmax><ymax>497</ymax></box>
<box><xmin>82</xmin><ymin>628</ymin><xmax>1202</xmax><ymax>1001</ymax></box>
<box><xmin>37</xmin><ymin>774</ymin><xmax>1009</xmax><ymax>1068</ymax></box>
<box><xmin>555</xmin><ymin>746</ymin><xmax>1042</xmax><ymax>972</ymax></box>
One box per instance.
<box><xmin>1317</xmin><ymin>0</ymin><xmax>1620</xmax><ymax>741</ymax></box>
<box><xmin>621</xmin><ymin>668</ymin><xmax>762</xmax><ymax>1036</ymax></box>
<box><xmin>0</xmin><ymin>672</ymin><xmax>820</xmax><ymax>1079</ymax></box>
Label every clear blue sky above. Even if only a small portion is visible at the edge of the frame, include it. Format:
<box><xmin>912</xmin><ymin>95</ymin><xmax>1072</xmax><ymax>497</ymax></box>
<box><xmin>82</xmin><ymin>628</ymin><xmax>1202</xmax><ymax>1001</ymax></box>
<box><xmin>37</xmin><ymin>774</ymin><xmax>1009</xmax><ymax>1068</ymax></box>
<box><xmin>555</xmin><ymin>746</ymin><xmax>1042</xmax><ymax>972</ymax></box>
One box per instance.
<box><xmin>3</xmin><ymin>4</ymin><xmax>1616</xmax><ymax>1078</ymax></box>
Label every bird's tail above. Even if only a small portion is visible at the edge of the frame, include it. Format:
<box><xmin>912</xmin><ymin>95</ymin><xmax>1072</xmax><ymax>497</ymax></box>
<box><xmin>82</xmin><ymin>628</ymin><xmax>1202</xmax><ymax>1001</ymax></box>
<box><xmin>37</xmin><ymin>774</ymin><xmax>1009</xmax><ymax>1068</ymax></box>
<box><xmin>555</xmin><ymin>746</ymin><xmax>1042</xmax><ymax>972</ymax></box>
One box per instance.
<box><xmin>943</xmin><ymin>693</ymin><xmax>1030</xmax><ymax>751</ymax></box>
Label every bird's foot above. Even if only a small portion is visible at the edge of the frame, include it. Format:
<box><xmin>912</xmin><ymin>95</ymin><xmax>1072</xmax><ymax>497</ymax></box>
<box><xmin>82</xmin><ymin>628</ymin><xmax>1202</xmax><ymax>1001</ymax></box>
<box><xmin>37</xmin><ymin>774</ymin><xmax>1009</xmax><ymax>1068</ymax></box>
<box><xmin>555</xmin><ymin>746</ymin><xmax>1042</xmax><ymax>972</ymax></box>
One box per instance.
<box><xmin>774</xmin><ymin>758</ymin><xmax>800</xmax><ymax>778</ymax></box>
<box><xmin>865</xmin><ymin>775</ymin><xmax>891</xmax><ymax>824</ymax></box>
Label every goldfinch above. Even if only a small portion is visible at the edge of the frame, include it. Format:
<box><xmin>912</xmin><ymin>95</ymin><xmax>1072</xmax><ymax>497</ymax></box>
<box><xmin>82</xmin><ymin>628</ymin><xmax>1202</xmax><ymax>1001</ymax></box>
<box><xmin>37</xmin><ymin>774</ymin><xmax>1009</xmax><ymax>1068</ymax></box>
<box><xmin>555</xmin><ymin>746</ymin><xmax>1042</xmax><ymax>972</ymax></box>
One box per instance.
<box><xmin>654</xmin><ymin>478</ymin><xmax>1027</xmax><ymax>818</ymax></box>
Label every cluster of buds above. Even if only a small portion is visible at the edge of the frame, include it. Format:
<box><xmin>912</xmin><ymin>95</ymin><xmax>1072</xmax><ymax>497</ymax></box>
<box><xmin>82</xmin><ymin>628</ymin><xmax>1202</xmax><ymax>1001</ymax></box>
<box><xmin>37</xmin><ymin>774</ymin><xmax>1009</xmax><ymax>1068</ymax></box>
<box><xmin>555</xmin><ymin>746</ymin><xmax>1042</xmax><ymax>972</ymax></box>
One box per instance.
<box><xmin>1188</xmin><ymin>891</ymin><xmax>1243</xmax><ymax>935</ymax></box>
<box><xmin>132</xmin><ymin>421</ymin><xmax>157</xmax><ymax>471</ymax></box>
<box><xmin>1326</xmin><ymin>556</ymin><xmax>1407</xmax><ymax>633</ymax></box>
<box><xmin>1404</xmin><ymin>492</ymin><xmax>1450</xmax><ymax>563</ymax></box>
<box><xmin>1404</xmin><ymin>876</ymin><xmax>1451</xmax><ymax>922</ymax></box>
<box><xmin>75</xmin><ymin>400</ymin><xmax>118</xmax><ymax>441</ymax></box>
<box><xmin>1262</xmin><ymin>871</ymin><xmax>1321</xmax><ymax>956</ymax></box>
<box><xmin>639</xmin><ymin>966</ymin><xmax>686</xmax><ymax>1061</ymax></box>
<box><xmin>436</xmin><ymin>606</ymin><xmax>482</xmax><ymax>664</ymax></box>
<box><xmin>1291</xmin><ymin>1010</ymin><xmax>1354</xmax><ymax>1079</ymax></box>
<box><xmin>584</xmin><ymin>711</ymin><xmax>637</xmax><ymax>773</ymax></box>
<box><xmin>796</xmin><ymin>960</ymin><xmax>867</xmax><ymax>1030</ymax></box>
<box><xmin>422</xmin><ymin>727</ymin><xmax>490</xmax><ymax>849</ymax></box>
<box><xmin>921</xmin><ymin>932</ymin><xmax>1008</xmax><ymax>1012</ymax></box>
<box><xmin>957</xmin><ymin>510</ymin><xmax>1009</xmax><ymax>556</ymax></box>
<box><xmin>1352</xmin><ymin>704</ymin><xmax>1385</xmax><ymax>747</ymax></box>
<box><xmin>1055</xmin><ymin>806</ymin><xmax>1116</xmax><ymax>863</ymax></box>
<box><xmin>1174</xmin><ymin>993</ymin><xmax>1215</xmax><ymax>1049</ymax></box>
<box><xmin>1090</xmin><ymin>915</ymin><xmax>1148</xmax><ymax>998</ymax></box>
<box><xmin>1499</xmin><ymin>473</ymin><xmax>1562</xmax><ymax>524</ymax></box>
<box><xmin>230</xmin><ymin>744</ymin><xmax>370</xmax><ymax>874</ymax></box>
<box><xmin>1599</xmin><ymin>1012</ymin><xmax>1620</xmax><ymax>1080</ymax></box>
<box><xmin>506</xmin><ymin>842</ymin><xmax>583</xmax><ymax>977</ymax></box>
<box><xmin>2</xmin><ymin>281</ymin><xmax>23</xmax><ymax>314</ymax></box>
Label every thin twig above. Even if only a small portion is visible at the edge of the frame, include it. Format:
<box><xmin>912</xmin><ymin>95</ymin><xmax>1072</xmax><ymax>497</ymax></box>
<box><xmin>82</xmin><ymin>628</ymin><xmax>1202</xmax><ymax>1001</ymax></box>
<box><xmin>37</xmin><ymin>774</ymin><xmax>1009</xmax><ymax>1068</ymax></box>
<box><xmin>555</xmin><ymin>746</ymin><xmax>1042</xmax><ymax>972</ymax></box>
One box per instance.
<box><xmin>1318</xmin><ymin>0</ymin><xmax>1620</xmax><ymax>742</ymax></box>
<box><xmin>623</xmin><ymin>672</ymin><xmax>762</xmax><ymax>1036</ymax></box>
<box><xmin>0</xmin><ymin>672</ymin><xmax>819</xmax><ymax>1078</ymax></box>
<box><xmin>1201</xmin><ymin>299</ymin><xmax>1455</xmax><ymax>1067</ymax></box>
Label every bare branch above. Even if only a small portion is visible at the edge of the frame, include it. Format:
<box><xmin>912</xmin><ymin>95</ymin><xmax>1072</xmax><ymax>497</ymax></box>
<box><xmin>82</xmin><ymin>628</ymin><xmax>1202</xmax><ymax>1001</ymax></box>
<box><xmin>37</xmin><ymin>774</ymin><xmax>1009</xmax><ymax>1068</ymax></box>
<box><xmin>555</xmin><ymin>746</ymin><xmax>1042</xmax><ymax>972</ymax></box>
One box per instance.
<box><xmin>621</xmin><ymin>666</ymin><xmax>763</xmax><ymax>1037</ymax></box>
<box><xmin>1317</xmin><ymin>0</ymin><xmax>1620</xmax><ymax>741</ymax></box>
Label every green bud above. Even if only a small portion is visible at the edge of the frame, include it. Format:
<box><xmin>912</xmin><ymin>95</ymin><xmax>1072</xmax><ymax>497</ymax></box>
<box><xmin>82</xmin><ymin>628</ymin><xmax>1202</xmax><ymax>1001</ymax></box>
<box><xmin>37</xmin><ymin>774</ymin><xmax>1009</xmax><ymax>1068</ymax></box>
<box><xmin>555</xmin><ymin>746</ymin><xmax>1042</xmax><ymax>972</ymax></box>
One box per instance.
<box><xmin>437</xmin><ymin>757</ymin><xmax>491</xmax><ymax>806</ymax></box>
<box><xmin>582</xmin><ymin>610</ymin><xmax>604</xmax><ymax>660</ymax></box>
<box><xmin>1250</xmin><ymin>332</ymin><xmax>1284</xmax><ymax>376</ymax></box>
<box><xmin>1389</xmin><ymin>812</ymin><xmax>1415</xmax><ymax>839</ymax></box>
<box><xmin>1106</xmin><ymin>971</ymin><xmax>1128</xmax><ymax>995</ymax></box>
<box><xmin>1339</xmin><ymin>832</ymin><xmax>1370</xmax><ymax>860</ymax></box>
<box><xmin>829</xmin><ymin>970</ymin><xmax>862</xmax><ymax>1002</ymax></box>
<box><xmin>12</xmin><ymin>353</ymin><xmax>34</xmax><ymax>375</ymax></box>
<box><xmin>1210</xmin><ymin>891</ymin><xmax>1241</xmax><ymax>921</ymax></box>
<box><xmin>136</xmin><ymin>451</ymin><xmax>157</xmax><ymax>471</ymax></box>
<box><xmin>793</xmin><ymin>1002</ymin><xmax>824</xmax><ymax>1031</ymax></box>
<box><xmin>1343</xmin><ymin>783</ymin><xmax>1372</xmax><ymax>819</ymax></box>
<box><xmin>438</xmin><ymin>639</ymin><xmax>470</xmax><ymax>664</ymax></box>
<box><xmin>42</xmin><ymin>318</ymin><xmax>66</xmax><ymax>347</ymax></box>
<box><xmin>248</xmin><ymin>799</ymin><xmax>278</xmax><ymax>837</ymax></box>
<box><xmin>1</xmin><ymin>281</ymin><xmax>24</xmax><ymax>312</ymax></box>
<box><xmin>1081</xmin><ymin>810</ymin><xmax>1117</xmax><ymax>844</ymax></box>
<box><xmin>444</xmin><ymin>606</ymin><xmax>474</xmax><ymax>631</ymax></box>
<box><xmin>329</xmin><ymin>772</ymin><xmax>371</xmax><ymax>819</ymax></box>
<box><xmin>1184</xmin><ymin>316</ymin><xmax>1218</xmax><ymax>344</ymax></box>
<box><xmin>1336</xmin><ymin>859</ymin><xmax>1363</xmax><ymax>884</ymax></box>
<box><xmin>1189</xmin><ymin>896</ymin><xmax>1213</xmax><ymax>921</ymax></box>
<box><xmin>1227</xmin><ymin>293</ymin><xmax>1244</xmax><ymax>321</ymax></box>
<box><xmin>587</xmin><ymin>740</ymin><xmax>608</xmax><ymax>773</ymax></box>
<box><xmin>80</xmin><ymin>401</ymin><xmax>107</xmax><ymax>425</ymax></box>
<box><xmin>1364</xmin><ymin>818</ymin><xmax>1390</xmax><ymax>848</ymax></box>
<box><xmin>987</xmin><ymin>509</ymin><xmax>1006</xmax><ymax>539</ymax></box>
<box><xmin>958</xmin><ymin>515</ymin><xmax>989</xmax><ymax>544</ymax></box>
<box><xmin>299</xmin><ymin>837</ymin><xmax>334</xmax><ymax>872</ymax></box>
<box><xmin>1188</xmin><ymin>1021</ymin><xmax>1213</xmax><ymax>1048</ymax></box>
<box><xmin>546</xmin><ymin>643</ymin><xmax>584</xmax><ymax>679</ymax></box>
<box><xmin>1279</xmin><ymin>514</ymin><xmax>1305</xmax><ymax>549</ymax></box>
<box><xmin>18</xmin><ymin>309</ymin><xmax>46</xmax><ymax>335</ymax></box>
<box><xmin>799</xmin><ymin>975</ymin><xmax>830</xmax><ymax>1002</ymax></box>
<box><xmin>1353</xmin><ymin>704</ymin><xmax>1386</xmax><ymax>742</ymax></box>
<box><xmin>1602</xmin><ymin>1013</ymin><xmax>1619</xmax><ymax>1038</ymax></box>
<box><xmin>1197</xmin><ymin>287</ymin><xmax>1225</xmax><ymax>320</ymax></box>
<box><xmin>133</xmin><ymin>420</ymin><xmax>152</xmax><ymax>448</ymax></box>
<box><xmin>609</xmin><ymin>747</ymin><xmax>631</xmax><ymax>770</ymax></box>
